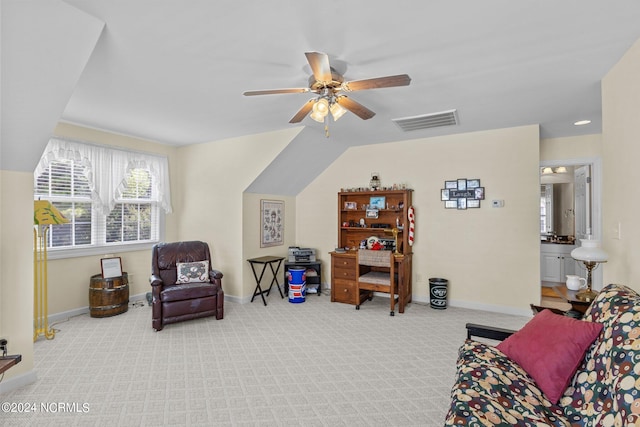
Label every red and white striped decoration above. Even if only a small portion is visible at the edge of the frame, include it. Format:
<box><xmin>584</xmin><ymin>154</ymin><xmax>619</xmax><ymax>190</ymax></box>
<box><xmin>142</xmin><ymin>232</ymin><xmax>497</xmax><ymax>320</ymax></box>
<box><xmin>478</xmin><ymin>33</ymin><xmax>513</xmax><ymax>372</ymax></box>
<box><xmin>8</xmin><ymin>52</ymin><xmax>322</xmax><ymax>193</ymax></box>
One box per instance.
<box><xmin>408</xmin><ymin>206</ymin><xmax>415</xmax><ymax>246</ymax></box>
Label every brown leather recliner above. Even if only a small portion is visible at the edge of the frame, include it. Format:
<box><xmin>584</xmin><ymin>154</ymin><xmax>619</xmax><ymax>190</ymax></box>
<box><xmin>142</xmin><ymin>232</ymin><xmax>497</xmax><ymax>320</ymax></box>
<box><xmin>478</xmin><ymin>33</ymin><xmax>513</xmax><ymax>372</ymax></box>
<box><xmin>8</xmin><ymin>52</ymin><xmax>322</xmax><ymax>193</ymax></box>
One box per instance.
<box><xmin>150</xmin><ymin>241</ymin><xmax>223</xmax><ymax>331</ymax></box>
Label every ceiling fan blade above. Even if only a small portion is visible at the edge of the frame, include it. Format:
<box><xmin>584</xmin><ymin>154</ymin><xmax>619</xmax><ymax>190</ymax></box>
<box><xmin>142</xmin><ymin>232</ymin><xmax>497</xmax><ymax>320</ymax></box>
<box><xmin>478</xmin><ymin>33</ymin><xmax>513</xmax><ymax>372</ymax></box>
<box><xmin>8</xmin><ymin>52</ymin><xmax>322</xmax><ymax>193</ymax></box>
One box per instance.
<box><xmin>305</xmin><ymin>52</ymin><xmax>332</xmax><ymax>84</ymax></box>
<box><xmin>289</xmin><ymin>99</ymin><xmax>316</xmax><ymax>123</ymax></box>
<box><xmin>342</xmin><ymin>74</ymin><xmax>411</xmax><ymax>92</ymax></box>
<box><xmin>335</xmin><ymin>96</ymin><xmax>376</xmax><ymax>120</ymax></box>
<box><xmin>243</xmin><ymin>88</ymin><xmax>310</xmax><ymax>96</ymax></box>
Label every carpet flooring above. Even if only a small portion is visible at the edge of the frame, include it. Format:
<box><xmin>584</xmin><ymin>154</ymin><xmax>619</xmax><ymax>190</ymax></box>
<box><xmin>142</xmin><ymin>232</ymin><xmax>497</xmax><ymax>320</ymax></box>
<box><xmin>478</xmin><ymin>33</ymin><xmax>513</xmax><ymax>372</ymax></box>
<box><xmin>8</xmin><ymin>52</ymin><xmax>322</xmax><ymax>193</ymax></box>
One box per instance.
<box><xmin>1</xmin><ymin>291</ymin><xmax>529</xmax><ymax>426</ymax></box>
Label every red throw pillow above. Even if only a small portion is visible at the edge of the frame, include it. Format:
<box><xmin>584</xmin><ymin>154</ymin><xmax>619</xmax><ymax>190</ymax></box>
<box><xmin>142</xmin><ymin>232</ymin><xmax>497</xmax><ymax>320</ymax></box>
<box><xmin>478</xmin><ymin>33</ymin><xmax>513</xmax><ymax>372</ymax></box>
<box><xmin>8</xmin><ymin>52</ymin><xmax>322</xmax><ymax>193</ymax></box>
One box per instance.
<box><xmin>496</xmin><ymin>309</ymin><xmax>603</xmax><ymax>404</ymax></box>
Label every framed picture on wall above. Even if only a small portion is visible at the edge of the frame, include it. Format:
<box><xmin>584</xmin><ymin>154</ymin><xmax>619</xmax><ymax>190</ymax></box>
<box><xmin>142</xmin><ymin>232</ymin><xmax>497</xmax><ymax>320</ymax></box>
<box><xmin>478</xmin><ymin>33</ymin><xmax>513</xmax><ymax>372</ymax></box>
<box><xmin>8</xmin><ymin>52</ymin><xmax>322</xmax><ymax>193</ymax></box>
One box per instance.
<box><xmin>260</xmin><ymin>199</ymin><xmax>284</xmax><ymax>247</ymax></box>
<box><xmin>467</xmin><ymin>179</ymin><xmax>480</xmax><ymax>188</ymax></box>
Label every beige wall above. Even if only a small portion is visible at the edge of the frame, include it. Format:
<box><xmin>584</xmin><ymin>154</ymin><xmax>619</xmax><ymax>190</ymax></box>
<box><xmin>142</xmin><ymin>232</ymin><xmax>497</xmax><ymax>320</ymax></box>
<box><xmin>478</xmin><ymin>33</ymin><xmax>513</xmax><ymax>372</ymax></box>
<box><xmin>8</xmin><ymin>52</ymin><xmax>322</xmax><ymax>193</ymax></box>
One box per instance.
<box><xmin>175</xmin><ymin>127</ymin><xmax>300</xmax><ymax>299</ymax></box>
<box><xmin>45</xmin><ymin>125</ymin><xmax>301</xmax><ymax>308</ymax></box>
<box><xmin>40</xmin><ymin>123</ymin><xmax>180</xmax><ymax>314</ymax></box>
<box><xmin>540</xmin><ymin>134</ymin><xmax>602</xmax><ymax>161</ymax></box>
<box><xmin>297</xmin><ymin>125</ymin><xmax>541</xmax><ymax>314</ymax></box>
<box><xmin>242</xmin><ymin>193</ymin><xmax>296</xmax><ymax>301</ymax></box>
<box><xmin>602</xmin><ymin>38</ymin><xmax>640</xmax><ymax>289</ymax></box>
<box><xmin>0</xmin><ymin>170</ymin><xmax>36</xmax><ymax>382</ymax></box>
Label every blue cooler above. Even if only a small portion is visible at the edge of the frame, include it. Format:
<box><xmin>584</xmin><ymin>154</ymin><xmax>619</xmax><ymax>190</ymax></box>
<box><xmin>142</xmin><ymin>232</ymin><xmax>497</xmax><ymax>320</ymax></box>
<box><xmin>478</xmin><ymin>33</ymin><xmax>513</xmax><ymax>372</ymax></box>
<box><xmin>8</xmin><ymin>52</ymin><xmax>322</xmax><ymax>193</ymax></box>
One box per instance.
<box><xmin>287</xmin><ymin>267</ymin><xmax>306</xmax><ymax>303</ymax></box>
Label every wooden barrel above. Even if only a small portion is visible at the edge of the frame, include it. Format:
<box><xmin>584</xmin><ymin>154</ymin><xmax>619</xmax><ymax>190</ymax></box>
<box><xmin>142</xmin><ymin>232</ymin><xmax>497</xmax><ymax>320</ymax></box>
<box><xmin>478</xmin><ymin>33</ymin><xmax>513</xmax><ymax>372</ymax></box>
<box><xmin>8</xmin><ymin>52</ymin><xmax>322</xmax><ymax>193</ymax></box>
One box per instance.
<box><xmin>89</xmin><ymin>273</ymin><xmax>129</xmax><ymax>318</ymax></box>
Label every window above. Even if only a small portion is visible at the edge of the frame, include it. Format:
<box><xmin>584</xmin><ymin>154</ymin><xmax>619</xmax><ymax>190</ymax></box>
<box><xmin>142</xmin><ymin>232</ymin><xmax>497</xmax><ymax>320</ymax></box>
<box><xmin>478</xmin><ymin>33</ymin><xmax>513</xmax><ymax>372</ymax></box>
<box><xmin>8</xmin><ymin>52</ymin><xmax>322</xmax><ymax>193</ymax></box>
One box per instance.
<box><xmin>106</xmin><ymin>169</ymin><xmax>156</xmax><ymax>243</ymax></box>
<box><xmin>34</xmin><ymin>138</ymin><xmax>172</xmax><ymax>257</ymax></box>
<box><xmin>35</xmin><ymin>159</ymin><xmax>92</xmax><ymax>247</ymax></box>
<box><xmin>540</xmin><ymin>184</ymin><xmax>553</xmax><ymax>234</ymax></box>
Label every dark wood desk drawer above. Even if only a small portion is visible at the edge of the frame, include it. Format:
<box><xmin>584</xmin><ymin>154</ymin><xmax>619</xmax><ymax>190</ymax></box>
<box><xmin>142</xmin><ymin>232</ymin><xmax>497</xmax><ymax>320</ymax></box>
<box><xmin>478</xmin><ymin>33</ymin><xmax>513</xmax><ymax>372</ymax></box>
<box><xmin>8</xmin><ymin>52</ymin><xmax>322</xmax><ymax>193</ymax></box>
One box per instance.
<box><xmin>333</xmin><ymin>266</ymin><xmax>356</xmax><ymax>280</ymax></box>
<box><xmin>334</xmin><ymin>256</ymin><xmax>355</xmax><ymax>268</ymax></box>
<box><xmin>332</xmin><ymin>279</ymin><xmax>356</xmax><ymax>304</ymax></box>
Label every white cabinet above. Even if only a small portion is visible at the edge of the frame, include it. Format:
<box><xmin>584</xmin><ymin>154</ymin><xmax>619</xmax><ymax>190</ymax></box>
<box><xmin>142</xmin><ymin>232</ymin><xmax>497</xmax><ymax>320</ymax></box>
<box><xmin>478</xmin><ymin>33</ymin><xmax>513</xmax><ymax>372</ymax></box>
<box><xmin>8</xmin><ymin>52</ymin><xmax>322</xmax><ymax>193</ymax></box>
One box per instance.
<box><xmin>540</xmin><ymin>243</ymin><xmax>577</xmax><ymax>283</ymax></box>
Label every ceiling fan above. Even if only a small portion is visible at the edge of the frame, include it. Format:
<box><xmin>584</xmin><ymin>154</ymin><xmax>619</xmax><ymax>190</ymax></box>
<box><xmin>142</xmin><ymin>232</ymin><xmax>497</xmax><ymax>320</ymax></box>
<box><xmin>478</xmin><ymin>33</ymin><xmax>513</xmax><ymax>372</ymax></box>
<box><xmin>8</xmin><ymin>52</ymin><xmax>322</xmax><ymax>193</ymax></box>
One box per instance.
<box><xmin>243</xmin><ymin>52</ymin><xmax>411</xmax><ymax>124</ymax></box>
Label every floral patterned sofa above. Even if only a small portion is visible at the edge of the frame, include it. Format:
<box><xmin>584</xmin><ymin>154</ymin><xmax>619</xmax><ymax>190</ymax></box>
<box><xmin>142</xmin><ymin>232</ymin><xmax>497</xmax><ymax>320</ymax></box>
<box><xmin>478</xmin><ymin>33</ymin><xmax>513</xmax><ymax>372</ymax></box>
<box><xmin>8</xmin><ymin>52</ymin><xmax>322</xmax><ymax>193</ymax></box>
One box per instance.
<box><xmin>445</xmin><ymin>283</ymin><xmax>640</xmax><ymax>426</ymax></box>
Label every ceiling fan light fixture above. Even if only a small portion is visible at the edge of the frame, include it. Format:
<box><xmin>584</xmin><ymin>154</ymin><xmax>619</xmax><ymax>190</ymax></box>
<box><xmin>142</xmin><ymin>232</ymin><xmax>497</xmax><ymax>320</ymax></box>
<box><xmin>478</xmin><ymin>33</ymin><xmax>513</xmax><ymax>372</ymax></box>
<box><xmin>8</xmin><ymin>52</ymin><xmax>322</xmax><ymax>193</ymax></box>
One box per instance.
<box><xmin>330</xmin><ymin>101</ymin><xmax>347</xmax><ymax>121</ymax></box>
<box><xmin>312</xmin><ymin>98</ymin><xmax>329</xmax><ymax>115</ymax></box>
<box><xmin>310</xmin><ymin>109</ymin><xmax>326</xmax><ymax>123</ymax></box>
<box><xmin>244</xmin><ymin>52</ymin><xmax>410</xmax><ymax>129</ymax></box>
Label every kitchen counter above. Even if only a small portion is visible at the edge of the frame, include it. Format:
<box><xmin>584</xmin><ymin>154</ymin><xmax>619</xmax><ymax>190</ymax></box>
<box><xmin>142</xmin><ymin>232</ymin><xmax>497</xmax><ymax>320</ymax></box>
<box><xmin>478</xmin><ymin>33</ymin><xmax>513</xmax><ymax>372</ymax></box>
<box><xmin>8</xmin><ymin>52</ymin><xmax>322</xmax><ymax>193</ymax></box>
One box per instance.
<box><xmin>541</xmin><ymin>240</ymin><xmax>575</xmax><ymax>245</ymax></box>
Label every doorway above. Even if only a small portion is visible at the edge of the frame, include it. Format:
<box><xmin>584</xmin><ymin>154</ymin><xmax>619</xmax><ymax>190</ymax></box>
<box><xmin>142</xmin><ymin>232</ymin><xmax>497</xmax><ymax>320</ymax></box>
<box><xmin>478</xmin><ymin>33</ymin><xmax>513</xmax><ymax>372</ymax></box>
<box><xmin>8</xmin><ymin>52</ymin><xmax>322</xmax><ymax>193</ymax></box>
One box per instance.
<box><xmin>539</xmin><ymin>158</ymin><xmax>603</xmax><ymax>307</ymax></box>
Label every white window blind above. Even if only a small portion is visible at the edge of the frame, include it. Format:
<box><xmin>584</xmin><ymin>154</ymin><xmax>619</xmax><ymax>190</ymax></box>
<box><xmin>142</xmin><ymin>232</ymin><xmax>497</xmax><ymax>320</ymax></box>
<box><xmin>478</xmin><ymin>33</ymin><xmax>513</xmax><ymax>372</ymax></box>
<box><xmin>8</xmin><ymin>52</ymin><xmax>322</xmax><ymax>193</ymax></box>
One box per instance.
<box><xmin>34</xmin><ymin>139</ymin><xmax>172</xmax><ymax>256</ymax></box>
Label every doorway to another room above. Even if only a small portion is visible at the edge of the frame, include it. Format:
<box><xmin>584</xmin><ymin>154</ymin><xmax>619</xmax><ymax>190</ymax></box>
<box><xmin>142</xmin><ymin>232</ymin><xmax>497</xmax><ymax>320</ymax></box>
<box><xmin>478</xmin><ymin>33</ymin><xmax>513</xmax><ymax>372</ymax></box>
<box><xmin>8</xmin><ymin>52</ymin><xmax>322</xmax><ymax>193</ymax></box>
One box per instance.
<box><xmin>539</xmin><ymin>158</ymin><xmax>602</xmax><ymax>311</ymax></box>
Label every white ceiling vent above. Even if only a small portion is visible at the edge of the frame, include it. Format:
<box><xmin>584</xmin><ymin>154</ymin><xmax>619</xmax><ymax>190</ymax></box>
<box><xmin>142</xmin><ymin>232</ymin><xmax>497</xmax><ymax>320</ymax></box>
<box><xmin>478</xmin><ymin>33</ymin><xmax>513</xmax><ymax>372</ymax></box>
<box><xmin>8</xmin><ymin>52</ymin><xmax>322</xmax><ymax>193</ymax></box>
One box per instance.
<box><xmin>392</xmin><ymin>109</ymin><xmax>458</xmax><ymax>132</ymax></box>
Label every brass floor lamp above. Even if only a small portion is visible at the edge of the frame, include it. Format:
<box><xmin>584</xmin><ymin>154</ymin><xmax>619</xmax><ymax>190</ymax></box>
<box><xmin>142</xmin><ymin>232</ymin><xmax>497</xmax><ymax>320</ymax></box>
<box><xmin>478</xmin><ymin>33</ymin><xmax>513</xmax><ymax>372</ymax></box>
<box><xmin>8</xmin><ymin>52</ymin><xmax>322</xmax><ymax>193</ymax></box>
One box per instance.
<box><xmin>34</xmin><ymin>200</ymin><xmax>68</xmax><ymax>341</ymax></box>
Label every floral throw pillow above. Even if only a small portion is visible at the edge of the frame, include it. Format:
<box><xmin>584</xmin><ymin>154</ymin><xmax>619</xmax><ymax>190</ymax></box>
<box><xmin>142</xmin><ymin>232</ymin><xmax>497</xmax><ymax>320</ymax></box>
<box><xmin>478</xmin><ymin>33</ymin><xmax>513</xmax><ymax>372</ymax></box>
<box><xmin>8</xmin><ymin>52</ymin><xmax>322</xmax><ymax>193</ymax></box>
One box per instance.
<box><xmin>176</xmin><ymin>260</ymin><xmax>210</xmax><ymax>284</ymax></box>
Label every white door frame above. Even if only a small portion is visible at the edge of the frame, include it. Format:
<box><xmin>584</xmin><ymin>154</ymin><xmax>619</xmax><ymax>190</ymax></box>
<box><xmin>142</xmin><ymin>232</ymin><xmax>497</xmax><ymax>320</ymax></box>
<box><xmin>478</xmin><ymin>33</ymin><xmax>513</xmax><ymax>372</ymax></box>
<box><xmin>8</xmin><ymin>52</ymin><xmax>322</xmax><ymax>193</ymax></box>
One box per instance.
<box><xmin>540</xmin><ymin>157</ymin><xmax>604</xmax><ymax>289</ymax></box>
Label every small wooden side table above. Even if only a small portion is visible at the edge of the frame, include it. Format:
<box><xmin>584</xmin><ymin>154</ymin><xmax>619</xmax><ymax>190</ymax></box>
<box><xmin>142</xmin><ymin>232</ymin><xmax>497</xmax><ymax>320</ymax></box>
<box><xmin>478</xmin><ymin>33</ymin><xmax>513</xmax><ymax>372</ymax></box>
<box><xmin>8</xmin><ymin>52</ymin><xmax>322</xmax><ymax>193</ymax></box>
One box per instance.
<box><xmin>247</xmin><ymin>256</ymin><xmax>285</xmax><ymax>306</ymax></box>
<box><xmin>542</xmin><ymin>281</ymin><xmax>591</xmax><ymax>315</ymax></box>
<box><xmin>0</xmin><ymin>354</ymin><xmax>22</xmax><ymax>375</ymax></box>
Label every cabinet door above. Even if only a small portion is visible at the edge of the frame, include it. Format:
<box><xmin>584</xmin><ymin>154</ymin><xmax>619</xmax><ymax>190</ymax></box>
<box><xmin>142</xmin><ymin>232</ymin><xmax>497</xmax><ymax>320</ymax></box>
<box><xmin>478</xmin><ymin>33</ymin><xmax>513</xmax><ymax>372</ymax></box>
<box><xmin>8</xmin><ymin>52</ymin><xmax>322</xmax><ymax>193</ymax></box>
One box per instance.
<box><xmin>541</xmin><ymin>252</ymin><xmax>562</xmax><ymax>282</ymax></box>
<box><xmin>562</xmin><ymin>256</ymin><xmax>577</xmax><ymax>277</ymax></box>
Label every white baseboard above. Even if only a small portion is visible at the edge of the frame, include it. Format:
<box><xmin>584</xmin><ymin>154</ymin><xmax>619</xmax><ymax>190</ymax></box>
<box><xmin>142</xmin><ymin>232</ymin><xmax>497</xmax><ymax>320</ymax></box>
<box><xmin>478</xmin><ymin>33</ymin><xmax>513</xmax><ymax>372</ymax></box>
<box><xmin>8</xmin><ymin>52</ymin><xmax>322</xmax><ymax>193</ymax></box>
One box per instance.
<box><xmin>49</xmin><ymin>292</ymin><xmax>150</xmax><ymax>324</ymax></box>
<box><xmin>50</xmin><ymin>288</ymin><xmax>531</xmax><ymax>318</ymax></box>
<box><xmin>447</xmin><ymin>298</ymin><xmax>532</xmax><ymax>317</ymax></box>
<box><xmin>49</xmin><ymin>307</ymin><xmax>89</xmax><ymax>324</ymax></box>
<box><xmin>322</xmin><ymin>287</ymin><xmax>531</xmax><ymax>317</ymax></box>
<box><xmin>0</xmin><ymin>369</ymin><xmax>37</xmax><ymax>394</ymax></box>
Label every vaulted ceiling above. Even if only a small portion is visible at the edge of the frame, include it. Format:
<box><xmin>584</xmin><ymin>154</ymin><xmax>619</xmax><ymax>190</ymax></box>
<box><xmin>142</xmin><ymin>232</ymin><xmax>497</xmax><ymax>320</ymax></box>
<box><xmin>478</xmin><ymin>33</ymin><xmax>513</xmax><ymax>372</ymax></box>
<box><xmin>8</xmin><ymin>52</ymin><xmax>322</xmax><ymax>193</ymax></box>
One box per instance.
<box><xmin>3</xmin><ymin>1</ymin><xmax>640</xmax><ymax>194</ymax></box>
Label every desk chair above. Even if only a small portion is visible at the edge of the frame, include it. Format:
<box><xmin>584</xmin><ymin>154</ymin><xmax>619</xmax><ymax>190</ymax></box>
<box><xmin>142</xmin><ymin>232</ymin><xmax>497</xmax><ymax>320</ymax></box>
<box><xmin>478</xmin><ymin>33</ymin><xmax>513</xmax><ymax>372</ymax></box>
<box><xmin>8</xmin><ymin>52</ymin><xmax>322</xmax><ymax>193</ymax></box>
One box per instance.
<box><xmin>355</xmin><ymin>249</ymin><xmax>398</xmax><ymax>316</ymax></box>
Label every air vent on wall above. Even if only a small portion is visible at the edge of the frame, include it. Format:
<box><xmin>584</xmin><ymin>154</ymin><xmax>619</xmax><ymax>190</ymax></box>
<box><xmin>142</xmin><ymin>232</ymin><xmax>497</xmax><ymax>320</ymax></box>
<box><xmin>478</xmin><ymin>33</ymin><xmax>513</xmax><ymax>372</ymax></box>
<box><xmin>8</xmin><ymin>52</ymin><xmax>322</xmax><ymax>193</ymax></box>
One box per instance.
<box><xmin>392</xmin><ymin>109</ymin><xmax>458</xmax><ymax>132</ymax></box>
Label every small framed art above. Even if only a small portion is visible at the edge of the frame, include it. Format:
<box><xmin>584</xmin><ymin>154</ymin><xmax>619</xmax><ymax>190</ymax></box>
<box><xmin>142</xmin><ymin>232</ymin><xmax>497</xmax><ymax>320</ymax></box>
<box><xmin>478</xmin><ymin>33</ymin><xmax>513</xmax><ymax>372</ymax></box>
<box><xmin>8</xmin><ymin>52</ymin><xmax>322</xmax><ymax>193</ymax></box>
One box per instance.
<box><xmin>101</xmin><ymin>257</ymin><xmax>123</xmax><ymax>279</ymax></box>
<box><xmin>369</xmin><ymin>196</ymin><xmax>386</xmax><ymax>209</ymax></box>
<box><xmin>366</xmin><ymin>209</ymin><xmax>379</xmax><ymax>218</ymax></box>
<box><xmin>261</xmin><ymin>199</ymin><xmax>284</xmax><ymax>247</ymax></box>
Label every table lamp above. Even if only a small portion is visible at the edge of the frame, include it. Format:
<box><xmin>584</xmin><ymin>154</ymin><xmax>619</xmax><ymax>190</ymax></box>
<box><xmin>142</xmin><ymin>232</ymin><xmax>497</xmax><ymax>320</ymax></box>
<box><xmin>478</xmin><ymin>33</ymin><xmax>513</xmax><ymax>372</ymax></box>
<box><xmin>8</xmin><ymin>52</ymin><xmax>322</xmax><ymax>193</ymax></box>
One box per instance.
<box><xmin>570</xmin><ymin>237</ymin><xmax>608</xmax><ymax>302</ymax></box>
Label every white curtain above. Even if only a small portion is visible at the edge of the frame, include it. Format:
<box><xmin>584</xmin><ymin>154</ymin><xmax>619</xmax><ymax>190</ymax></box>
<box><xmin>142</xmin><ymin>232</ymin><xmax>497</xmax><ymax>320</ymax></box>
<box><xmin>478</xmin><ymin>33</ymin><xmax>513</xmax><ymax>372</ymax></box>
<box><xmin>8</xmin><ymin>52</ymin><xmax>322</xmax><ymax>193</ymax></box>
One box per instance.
<box><xmin>34</xmin><ymin>138</ymin><xmax>172</xmax><ymax>214</ymax></box>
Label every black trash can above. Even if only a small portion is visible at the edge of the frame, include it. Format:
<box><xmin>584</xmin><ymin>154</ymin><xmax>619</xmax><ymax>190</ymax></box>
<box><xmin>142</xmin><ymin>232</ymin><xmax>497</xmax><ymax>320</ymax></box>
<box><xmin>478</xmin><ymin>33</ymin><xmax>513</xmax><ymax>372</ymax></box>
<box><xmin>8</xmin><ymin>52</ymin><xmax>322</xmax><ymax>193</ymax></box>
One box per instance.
<box><xmin>429</xmin><ymin>278</ymin><xmax>448</xmax><ymax>309</ymax></box>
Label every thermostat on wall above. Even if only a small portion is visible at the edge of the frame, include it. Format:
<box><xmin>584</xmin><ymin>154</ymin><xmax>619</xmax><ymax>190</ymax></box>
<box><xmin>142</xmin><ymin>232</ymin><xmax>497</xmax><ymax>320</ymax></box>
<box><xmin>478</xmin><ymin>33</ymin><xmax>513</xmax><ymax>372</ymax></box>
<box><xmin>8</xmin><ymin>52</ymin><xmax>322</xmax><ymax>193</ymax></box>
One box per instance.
<box><xmin>491</xmin><ymin>200</ymin><xmax>505</xmax><ymax>208</ymax></box>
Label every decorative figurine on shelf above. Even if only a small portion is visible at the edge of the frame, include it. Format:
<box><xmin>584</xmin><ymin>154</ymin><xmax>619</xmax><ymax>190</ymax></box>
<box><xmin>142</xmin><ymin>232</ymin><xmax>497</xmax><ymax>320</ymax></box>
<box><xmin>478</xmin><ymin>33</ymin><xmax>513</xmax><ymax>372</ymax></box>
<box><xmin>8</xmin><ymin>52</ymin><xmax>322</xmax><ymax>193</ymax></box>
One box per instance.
<box><xmin>370</xmin><ymin>173</ymin><xmax>380</xmax><ymax>191</ymax></box>
<box><xmin>359</xmin><ymin>218</ymin><xmax>366</xmax><ymax>227</ymax></box>
<box><xmin>384</xmin><ymin>227</ymin><xmax>401</xmax><ymax>254</ymax></box>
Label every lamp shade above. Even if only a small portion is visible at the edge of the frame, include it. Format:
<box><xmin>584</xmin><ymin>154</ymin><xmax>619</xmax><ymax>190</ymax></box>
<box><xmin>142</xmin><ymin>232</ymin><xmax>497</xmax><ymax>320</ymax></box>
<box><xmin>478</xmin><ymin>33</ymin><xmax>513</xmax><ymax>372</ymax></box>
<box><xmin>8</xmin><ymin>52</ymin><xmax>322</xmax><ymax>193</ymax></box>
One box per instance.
<box><xmin>571</xmin><ymin>238</ymin><xmax>608</xmax><ymax>262</ymax></box>
<box><xmin>329</xmin><ymin>101</ymin><xmax>347</xmax><ymax>121</ymax></box>
<box><xmin>34</xmin><ymin>200</ymin><xmax>69</xmax><ymax>225</ymax></box>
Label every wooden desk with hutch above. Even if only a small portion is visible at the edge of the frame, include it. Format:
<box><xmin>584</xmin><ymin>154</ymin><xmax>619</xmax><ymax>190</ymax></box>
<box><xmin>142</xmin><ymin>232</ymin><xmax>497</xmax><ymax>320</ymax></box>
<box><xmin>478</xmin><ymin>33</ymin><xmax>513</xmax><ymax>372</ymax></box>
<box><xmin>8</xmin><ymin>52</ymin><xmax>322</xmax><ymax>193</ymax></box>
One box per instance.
<box><xmin>330</xmin><ymin>189</ymin><xmax>413</xmax><ymax>312</ymax></box>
